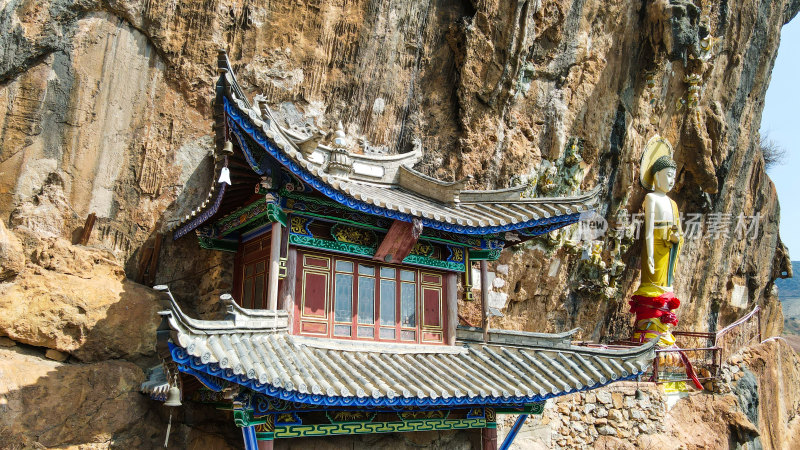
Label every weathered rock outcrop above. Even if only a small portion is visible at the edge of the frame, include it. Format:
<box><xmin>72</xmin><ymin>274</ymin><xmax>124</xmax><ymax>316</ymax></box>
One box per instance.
<box><xmin>0</xmin><ymin>0</ymin><xmax>798</xmax><ymax>448</ymax></box>
<box><xmin>658</xmin><ymin>339</ymin><xmax>800</xmax><ymax>449</ymax></box>
<box><xmin>0</xmin><ymin>346</ymin><xmax>148</xmax><ymax>447</ymax></box>
<box><xmin>0</xmin><ymin>233</ymin><xmax>163</xmax><ymax>362</ymax></box>
<box><xmin>0</xmin><ymin>5</ymin><xmax>212</xmax><ymax>269</ymax></box>
<box><xmin>496</xmin><ymin>339</ymin><xmax>800</xmax><ymax>449</ymax></box>
<box><xmin>0</xmin><ymin>344</ymin><xmax>241</xmax><ymax>449</ymax></box>
<box><xmin>0</xmin><ymin>221</ymin><xmax>24</xmax><ymax>281</ymax></box>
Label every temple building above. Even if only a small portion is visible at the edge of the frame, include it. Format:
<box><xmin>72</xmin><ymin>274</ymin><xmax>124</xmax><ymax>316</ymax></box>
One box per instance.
<box><xmin>141</xmin><ymin>51</ymin><xmax>656</xmax><ymax>450</ymax></box>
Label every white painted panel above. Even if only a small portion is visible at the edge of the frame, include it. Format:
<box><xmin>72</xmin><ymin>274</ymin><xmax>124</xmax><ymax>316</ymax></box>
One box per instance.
<box><xmin>352</xmin><ymin>162</ymin><xmax>384</xmax><ymax>178</ymax></box>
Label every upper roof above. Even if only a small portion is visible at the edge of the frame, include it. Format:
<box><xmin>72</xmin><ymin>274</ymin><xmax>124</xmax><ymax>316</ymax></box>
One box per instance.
<box><xmin>170</xmin><ymin>51</ymin><xmax>602</xmax><ymax>238</ymax></box>
<box><xmin>152</xmin><ymin>294</ymin><xmax>656</xmax><ymax>408</ymax></box>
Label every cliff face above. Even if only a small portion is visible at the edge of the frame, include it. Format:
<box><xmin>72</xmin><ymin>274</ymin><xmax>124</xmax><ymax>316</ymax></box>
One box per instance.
<box><xmin>0</xmin><ymin>0</ymin><xmax>798</xmax><ymax>448</ymax></box>
<box><xmin>494</xmin><ymin>338</ymin><xmax>800</xmax><ymax>449</ymax></box>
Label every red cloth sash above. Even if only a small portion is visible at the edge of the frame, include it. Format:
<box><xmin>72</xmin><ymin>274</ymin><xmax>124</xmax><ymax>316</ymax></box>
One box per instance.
<box><xmin>629</xmin><ymin>292</ymin><xmax>680</xmax><ymax>326</ymax></box>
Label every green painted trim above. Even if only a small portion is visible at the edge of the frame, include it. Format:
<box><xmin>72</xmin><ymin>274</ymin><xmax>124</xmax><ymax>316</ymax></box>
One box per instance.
<box><xmin>198</xmin><ymin>237</ymin><xmax>238</xmax><ymax>252</ymax></box>
<box><xmin>289</xmin><ymin>234</ymin><xmax>376</xmax><ymax>258</ymax></box>
<box><xmin>286</xmin><ymin>210</ymin><xmax>389</xmax><ymax>233</ymax></box>
<box><xmin>331</xmin><ymin>223</ymin><xmax>378</xmax><ymax>247</ymax></box>
<box><xmin>421</xmin><ymin>235</ymin><xmax>477</xmax><ymax>248</ymax></box>
<box><xmin>468</xmin><ymin>249</ymin><xmax>503</xmax><ymax>261</ymax></box>
<box><xmin>325</xmin><ymin>411</ymin><xmax>377</xmax><ymax>423</ymax></box>
<box><xmin>398</xmin><ymin>411</ymin><xmax>450</xmax><ymax>421</ymax></box>
<box><xmin>239</xmin><ymin>213</ymin><xmax>282</xmax><ymax>237</ymax></box>
<box><xmin>286</xmin><ymin>208</ymin><xmax>468</xmax><ymax>260</ymax></box>
<box><xmin>210</xmin><ymin>402</ymin><xmax>234</xmax><ymax>410</ymax></box>
<box><xmin>270</xmin><ymin>418</ymin><xmax>488</xmax><ymax>439</ymax></box>
<box><xmin>217</xmin><ymin>200</ymin><xmax>287</xmax><ymax>237</ymax></box>
<box><xmin>282</xmin><ymin>191</ymin><xmax>497</xmax><ymax>248</ymax></box>
<box><xmin>409</xmin><ymin>241</ymin><xmax>435</xmax><ymax>257</ymax></box>
<box><xmin>287</xmin><ymin>209</ymin><xmax>480</xmax><ymax>248</ymax></box>
<box><xmin>234</xmin><ymin>409</ymin><xmax>266</xmax><ymax>427</ymax></box>
<box><xmin>281</xmin><ymin>190</ymin><xmax>349</xmax><ymax>211</ymax></box>
<box><xmin>289</xmin><ymin>234</ymin><xmax>465</xmax><ymax>272</ymax></box>
<box><xmin>496</xmin><ymin>402</ymin><xmax>545</xmax><ymax>415</ymax></box>
<box><xmin>255</xmin><ymin>432</ymin><xmax>274</xmax><ymax>441</ymax></box>
<box><xmin>402</xmin><ymin>254</ymin><xmax>465</xmax><ymax>272</ymax></box>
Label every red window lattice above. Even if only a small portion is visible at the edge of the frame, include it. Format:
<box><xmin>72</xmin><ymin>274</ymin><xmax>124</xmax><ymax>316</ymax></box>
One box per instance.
<box><xmin>293</xmin><ymin>250</ymin><xmax>445</xmax><ymax>344</ymax></box>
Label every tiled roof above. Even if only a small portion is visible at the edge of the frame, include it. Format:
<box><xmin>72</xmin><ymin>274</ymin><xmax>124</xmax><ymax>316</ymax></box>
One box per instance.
<box><xmin>168</xmin><ymin>52</ymin><xmax>601</xmax><ymax>240</ymax></box>
<box><xmin>224</xmin><ymin>93</ymin><xmax>599</xmax><ymax>234</ymax></box>
<box><xmin>339</xmin><ymin>179</ymin><xmax>599</xmax><ymax>228</ymax></box>
<box><xmin>141</xmin><ymin>365</ymin><xmax>170</xmax><ymax>401</ymax></box>
<box><xmin>152</xmin><ymin>295</ymin><xmax>655</xmax><ymax>407</ymax></box>
<box><xmin>210</xmin><ymin>50</ymin><xmax>601</xmax><ymax>235</ymax></box>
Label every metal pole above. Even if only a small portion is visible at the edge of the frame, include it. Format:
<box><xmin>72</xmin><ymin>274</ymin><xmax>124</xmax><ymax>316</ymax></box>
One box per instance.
<box><xmin>499</xmin><ymin>414</ymin><xmax>529</xmax><ymax>450</ymax></box>
<box><xmin>481</xmin><ymin>260</ymin><xmax>489</xmax><ymax>343</ymax></box>
<box><xmin>241</xmin><ymin>426</ymin><xmax>258</xmax><ymax>450</ymax></box>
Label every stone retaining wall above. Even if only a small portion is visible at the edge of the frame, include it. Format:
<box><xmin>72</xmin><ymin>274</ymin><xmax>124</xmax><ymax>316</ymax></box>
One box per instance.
<box><xmin>497</xmin><ymin>382</ymin><xmax>667</xmax><ymax>449</ymax></box>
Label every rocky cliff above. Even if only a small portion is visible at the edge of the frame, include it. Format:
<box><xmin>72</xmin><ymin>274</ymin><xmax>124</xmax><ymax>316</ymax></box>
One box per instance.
<box><xmin>0</xmin><ymin>0</ymin><xmax>798</xmax><ymax>448</ymax></box>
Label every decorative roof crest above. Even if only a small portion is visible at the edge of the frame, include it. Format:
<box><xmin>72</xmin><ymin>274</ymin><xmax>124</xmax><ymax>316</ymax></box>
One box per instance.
<box><xmin>325</xmin><ymin>122</ymin><xmax>354</xmax><ymax>179</ymax></box>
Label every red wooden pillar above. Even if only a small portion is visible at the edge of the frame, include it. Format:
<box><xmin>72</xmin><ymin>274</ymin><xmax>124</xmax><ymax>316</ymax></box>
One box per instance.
<box><xmin>256</xmin><ymin>440</ymin><xmax>273</xmax><ymax>450</ymax></box>
<box><xmin>482</xmin><ymin>427</ymin><xmax>497</xmax><ymax>450</ymax></box>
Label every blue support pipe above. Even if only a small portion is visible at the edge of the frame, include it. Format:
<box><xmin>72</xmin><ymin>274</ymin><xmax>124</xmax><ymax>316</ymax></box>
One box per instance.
<box><xmin>242</xmin><ymin>425</ymin><xmax>259</xmax><ymax>450</ymax></box>
<box><xmin>498</xmin><ymin>414</ymin><xmax>528</xmax><ymax>450</ymax></box>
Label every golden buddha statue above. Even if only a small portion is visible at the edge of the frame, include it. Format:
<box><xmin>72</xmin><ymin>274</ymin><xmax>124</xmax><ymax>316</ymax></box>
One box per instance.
<box><xmin>630</xmin><ymin>137</ymin><xmax>683</xmax><ymax>347</ymax></box>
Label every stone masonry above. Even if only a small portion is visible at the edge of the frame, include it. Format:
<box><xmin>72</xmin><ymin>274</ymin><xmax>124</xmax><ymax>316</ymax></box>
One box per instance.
<box><xmin>497</xmin><ymin>382</ymin><xmax>666</xmax><ymax>449</ymax></box>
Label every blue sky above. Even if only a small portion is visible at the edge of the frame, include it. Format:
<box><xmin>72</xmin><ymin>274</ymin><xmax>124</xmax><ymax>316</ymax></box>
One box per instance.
<box><xmin>761</xmin><ymin>17</ymin><xmax>800</xmax><ymax>260</ymax></box>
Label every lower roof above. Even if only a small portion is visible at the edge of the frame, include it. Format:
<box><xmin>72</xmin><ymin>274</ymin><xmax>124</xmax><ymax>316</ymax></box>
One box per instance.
<box><xmin>150</xmin><ymin>295</ymin><xmax>656</xmax><ymax>408</ymax></box>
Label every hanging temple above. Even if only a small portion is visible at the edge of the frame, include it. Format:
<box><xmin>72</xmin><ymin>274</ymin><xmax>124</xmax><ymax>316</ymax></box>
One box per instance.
<box><xmin>141</xmin><ymin>50</ymin><xmax>682</xmax><ymax>450</ymax></box>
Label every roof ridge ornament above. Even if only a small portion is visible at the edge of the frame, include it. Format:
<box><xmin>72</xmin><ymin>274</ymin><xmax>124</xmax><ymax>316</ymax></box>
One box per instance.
<box><xmin>397</xmin><ymin>165</ymin><xmax>469</xmax><ymax>205</ymax></box>
<box><xmin>212</xmin><ymin>56</ymin><xmax>601</xmax><ymax>234</ymax></box>
<box><xmin>325</xmin><ymin>122</ymin><xmax>354</xmax><ymax>179</ymax></box>
<box><xmin>153</xmin><ymin>285</ymin><xmax>289</xmax><ymax>333</ymax></box>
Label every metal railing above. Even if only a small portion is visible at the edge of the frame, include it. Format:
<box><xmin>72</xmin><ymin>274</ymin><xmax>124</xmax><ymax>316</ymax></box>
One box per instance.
<box><xmin>715</xmin><ymin>306</ymin><xmax>761</xmax><ymax>370</ymax></box>
<box><xmin>578</xmin><ymin>306</ymin><xmax>762</xmax><ymax>388</ymax></box>
<box><xmin>651</xmin><ymin>306</ymin><xmax>761</xmax><ymax>385</ymax></box>
<box><xmin>652</xmin><ymin>344</ymin><xmax>717</xmax><ymax>385</ymax></box>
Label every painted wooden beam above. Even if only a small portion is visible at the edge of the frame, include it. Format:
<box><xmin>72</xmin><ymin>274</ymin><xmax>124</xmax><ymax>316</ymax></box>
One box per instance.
<box><xmin>372</xmin><ymin>219</ymin><xmax>421</xmax><ymax>264</ymax></box>
<box><xmin>78</xmin><ymin>213</ymin><xmax>96</xmax><ymax>245</ymax></box>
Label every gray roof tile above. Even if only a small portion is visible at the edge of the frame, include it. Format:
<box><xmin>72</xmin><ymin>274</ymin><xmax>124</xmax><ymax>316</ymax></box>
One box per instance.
<box><xmin>150</xmin><ymin>296</ymin><xmax>656</xmax><ymax>407</ymax></box>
